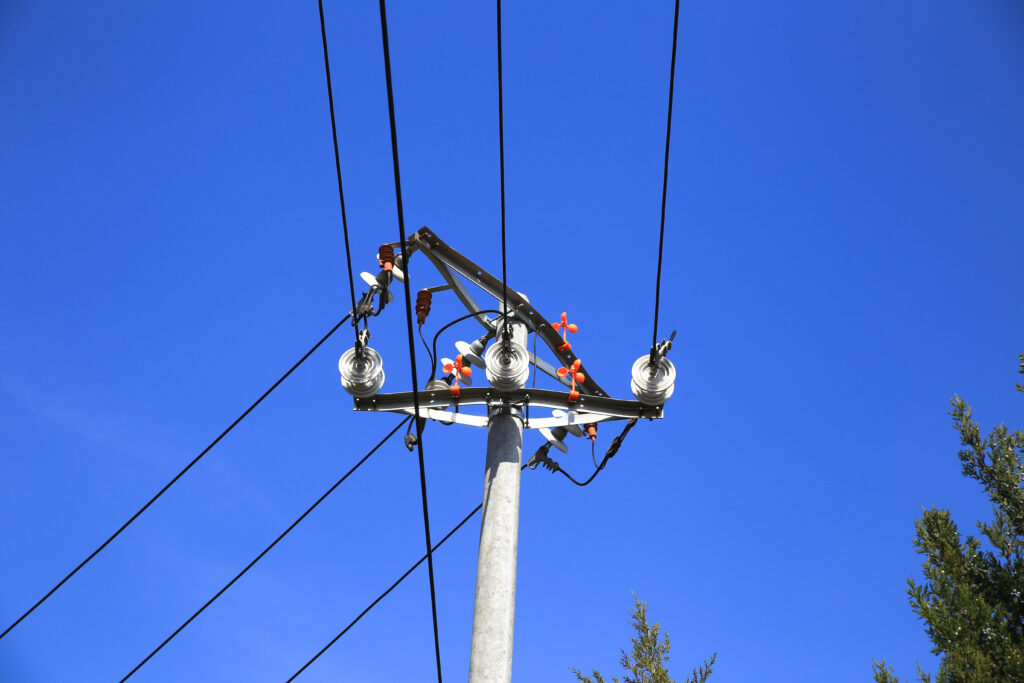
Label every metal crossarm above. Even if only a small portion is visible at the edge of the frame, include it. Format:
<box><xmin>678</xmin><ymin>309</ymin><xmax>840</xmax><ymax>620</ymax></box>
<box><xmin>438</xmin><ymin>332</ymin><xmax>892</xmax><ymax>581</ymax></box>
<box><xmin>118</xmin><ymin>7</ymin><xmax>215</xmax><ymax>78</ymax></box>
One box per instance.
<box><xmin>353</xmin><ymin>387</ymin><xmax>661</xmax><ymax>428</ymax></box>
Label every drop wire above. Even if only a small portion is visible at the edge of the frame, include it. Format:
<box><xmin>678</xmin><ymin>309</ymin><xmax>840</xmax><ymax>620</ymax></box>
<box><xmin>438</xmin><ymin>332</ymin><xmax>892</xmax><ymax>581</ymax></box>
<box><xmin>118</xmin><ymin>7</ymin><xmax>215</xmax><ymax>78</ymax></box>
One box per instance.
<box><xmin>651</xmin><ymin>0</ymin><xmax>680</xmax><ymax>353</ymax></box>
<box><xmin>120</xmin><ymin>417</ymin><xmax>410</xmax><ymax>681</ymax></box>
<box><xmin>0</xmin><ymin>314</ymin><xmax>351</xmax><ymax>641</ymax></box>
<box><xmin>377</xmin><ymin>2</ymin><xmax>444</xmax><ymax>680</ymax></box>
<box><xmin>285</xmin><ymin>464</ymin><xmax>528</xmax><ymax>682</ymax></box>
<box><xmin>497</xmin><ymin>0</ymin><xmax>509</xmax><ymax>340</ymax></box>
<box><xmin>318</xmin><ymin>0</ymin><xmax>360</xmax><ymax>342</ymax></box>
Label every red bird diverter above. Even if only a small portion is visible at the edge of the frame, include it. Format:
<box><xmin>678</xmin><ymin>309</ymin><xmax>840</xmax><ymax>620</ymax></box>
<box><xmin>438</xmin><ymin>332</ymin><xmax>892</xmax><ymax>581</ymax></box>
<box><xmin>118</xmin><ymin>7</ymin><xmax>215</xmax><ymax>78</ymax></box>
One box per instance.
<box><xmin>443</xmin><ymin>354</ymin><xmax>472</xmax><ymax>398</ymax></box>
<box><xmin>557</xmin><ymin>358</ymin><xmax>585</xmax><ymax>402</ymax></box>
<box><xmin>551</xmin><ymin>312</ymin><xmax>578</xmax><ymax>352</ymax></box>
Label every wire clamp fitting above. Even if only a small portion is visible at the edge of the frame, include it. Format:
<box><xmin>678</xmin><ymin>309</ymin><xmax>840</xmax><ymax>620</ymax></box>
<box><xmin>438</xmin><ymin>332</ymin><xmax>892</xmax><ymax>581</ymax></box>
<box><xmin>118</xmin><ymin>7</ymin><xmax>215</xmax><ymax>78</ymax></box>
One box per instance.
<box><xmin>526</xmin><ymin>442</ymin><xmax>559</xmax><ymax>472</ymax></box>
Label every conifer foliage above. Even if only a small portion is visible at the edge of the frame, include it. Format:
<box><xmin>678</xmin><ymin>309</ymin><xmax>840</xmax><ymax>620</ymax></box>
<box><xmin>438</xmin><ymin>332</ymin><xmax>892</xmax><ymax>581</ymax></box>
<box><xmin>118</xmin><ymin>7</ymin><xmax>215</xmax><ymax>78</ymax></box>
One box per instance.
<box><xmin>572</xmin><ymin>595</ymin><xmax>716</xmax><ymax>683</ymax></box>
<box><xmin>873</xmin><ymin>355</ymin><xmax>1024</xmax><ymax>682</ymax></box>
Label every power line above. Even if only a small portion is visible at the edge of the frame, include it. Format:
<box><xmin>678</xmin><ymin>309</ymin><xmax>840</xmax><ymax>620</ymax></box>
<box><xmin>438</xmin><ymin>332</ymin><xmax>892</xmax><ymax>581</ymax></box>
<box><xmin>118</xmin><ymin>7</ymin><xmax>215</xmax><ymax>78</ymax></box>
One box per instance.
<box><xmin>497</xmin><ymin>0</ymin><xmax>509</xmax><ymax>338</ymax></box>
<box><xmin>376</xmin><ymin>2</ymin><xmax>444</xmax><ymax>681</ymax></box>
<box><xmin>285</xmin><ymin>463</ymin><xmax>529</xmax><ymax>682</ymax></box>
<box><xmin>120</xmin><ymin>417</ymin><xmax>410</xmax><ymax>682</ymax></box>
<box><xmin>0</xmin><ymin>314</ymin><xmax>352</xmax><ymax>641</ymax></box>
<box><xmin>556</xmin><ymin>419</ymin><xmax>637</xmax><ymax>487</ymax></box>
<box><xmin>429</xmin><ymin>309</ymin><xmax>504</xmax><ymax>381</ymax></box>
<box><xmin>317</xmin><ymin>0</ymin><xmax>359</xmax><ymax>345</ymax></box>
<box><xmin>651</xmin><ymin>0</ymin><xmax>681</xmax><ymax>355</ymax></box>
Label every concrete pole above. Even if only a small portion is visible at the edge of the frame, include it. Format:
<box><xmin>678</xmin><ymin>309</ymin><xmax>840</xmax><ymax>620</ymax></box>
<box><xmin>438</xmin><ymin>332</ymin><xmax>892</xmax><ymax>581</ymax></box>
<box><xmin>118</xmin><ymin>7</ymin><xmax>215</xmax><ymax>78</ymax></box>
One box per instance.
<box><xmin>469</xmin><ymin>321</ymin><xmax>526</xmax><ymax>683</ymax></box>
<box><xmin>468</xmin><ymin>406</ymin><xmax>522</xmax><ymax>683</ymax></box>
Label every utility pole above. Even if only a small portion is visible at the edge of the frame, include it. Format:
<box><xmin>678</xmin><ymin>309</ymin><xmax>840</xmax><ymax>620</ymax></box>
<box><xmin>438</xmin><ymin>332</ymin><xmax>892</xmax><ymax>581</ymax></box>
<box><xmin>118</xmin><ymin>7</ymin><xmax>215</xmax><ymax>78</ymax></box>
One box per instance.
<box><xmin>468</xmin><ymin>321</ymin><xmax>526</xmax><ymax>683</ymax></box>
<box><xmin>338</xmin><ymin>228</ymin><xmax>674</xmax><ymax>683</ymax></box>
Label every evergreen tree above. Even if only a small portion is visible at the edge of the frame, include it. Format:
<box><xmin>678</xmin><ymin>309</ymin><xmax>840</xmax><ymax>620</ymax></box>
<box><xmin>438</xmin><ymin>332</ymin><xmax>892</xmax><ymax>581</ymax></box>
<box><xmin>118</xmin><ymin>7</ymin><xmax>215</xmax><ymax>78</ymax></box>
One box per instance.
<box><xmin>873</xmin><ymin>355</ymin><xmax>1024</xmax><ymax>682</ymax></box>
<box><xmin>572</xmin><ymin>595</ymin><xmax>716</xmax><ymax>683</ymax></box>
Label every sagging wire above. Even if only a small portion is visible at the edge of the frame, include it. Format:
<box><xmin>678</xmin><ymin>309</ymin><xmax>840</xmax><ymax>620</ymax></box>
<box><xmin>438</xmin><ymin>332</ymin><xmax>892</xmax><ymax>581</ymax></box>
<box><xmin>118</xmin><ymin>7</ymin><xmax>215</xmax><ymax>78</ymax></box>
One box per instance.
<box><xmin>418</xmin><ymin>325</ymin><xmax>435</xmax><ymax>374</ymax></box>
<box><xmin>377</xmin><ymin>2</ymin><xmax>443</xmax><ymax>678</ymax></box>
<box><xmin>0</xmin><ymin>314</ymin><xmax>352</xmax><ymax>640</ymax></box>
<box><xmin>651</xmin><ymin>0</ymin><xmax>681</xmax><ymax>363</ymax></box>
<box><xmin>531</xmin><ymin>327</ymin><xmax>538</xmax><ymax>389</ymax></box>
<box><xmin>317</xmin><ymin>0</ymin><xmax>359</xmax><ymax>347</ymax></box>
<box><xmin>285</xmin><ymin>463</ymin><xmax>531</xmax><ymax>682</ymax></box>
<box><xmin>119</xmin><ymin>417</ymin><xmax>410</xmax><ymax>681</ymax></box>
<box><xmin>496</xmin><ymin>0</ymin><xmax>510</xmax><ymax>355</ymax></box>
<box><xmin>428</xmin><ymin>309</ymin><xmax>503</xmax><ymax>381</ymax></box>
<box><xmin>527</xmin><ymin>418</ymin><xmax>638</xmax><ymax>487</ymax></box>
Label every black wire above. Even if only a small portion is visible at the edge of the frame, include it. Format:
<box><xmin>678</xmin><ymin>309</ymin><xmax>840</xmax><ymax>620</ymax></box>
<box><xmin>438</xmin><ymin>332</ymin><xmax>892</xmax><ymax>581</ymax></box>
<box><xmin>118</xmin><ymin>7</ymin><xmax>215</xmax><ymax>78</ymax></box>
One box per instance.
<box><xmin>651</xmin><ymin>0</ymin><xmax>680</xmax><ymax>355</ymax></box>
<box><xmin>377</xmin><ymin>3</ymin><xmax>443</xmax><ymax>680</ymax></box>
<box><xmin>555</xmin><ymin>419</ymin><xmax>637</xmax><ymax>487</ymax></box>
<box><xmin>418</xmin><ymin>325</ymin><xmax>435</xmax><ymax>374</ymax></box>
<box><xmin>0</xmin><ymin>314</ymin><xmax>352</xmax><ymax>641</ymax></box>
<box><xmin>285</xmin><ymin>463</ymin><xmax>529</xmax><ymax>682</ymax></box>
<box><xmin>318</xmin><ymin>0</ymin><xmax>359</xmax><ymax>343</ymax></box>
<box><xmin>429</xmin><ymin>309</ymin><xmax>503</xmax><ymax>380</ymax></box>
<box><xmin>496</xmin><ymin>0</ymin><xmax>509</xmax><ymax>342</ymax></box>
<box><xmin>531</xmin><ymin>328</ymin><xmax>538</xmax><ymax>388</ymax></box>
<box><xmin>120</xmin><ymin>417</ymin><xmax>410</xmax><ymax>682</ymax></box>
<box><xmin>591</xmin><ymin>438</ymin><xmax>598</xmax><ymax>469</ymax></box>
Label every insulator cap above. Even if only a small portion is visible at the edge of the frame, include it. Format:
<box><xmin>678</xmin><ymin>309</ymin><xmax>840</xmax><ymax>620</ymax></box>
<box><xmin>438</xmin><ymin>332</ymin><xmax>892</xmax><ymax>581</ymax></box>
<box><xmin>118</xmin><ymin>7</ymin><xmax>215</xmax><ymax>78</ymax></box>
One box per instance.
<box><xmin>338</xmin><ymin>346</ymin><xmax>386</xmax><ymax>398</ymax></box>
<box><xmin>485</xmin><ymin>342</ymin><xmax>530</xmax><ymax>390</ymax></box>
<box><xmin>630</xmin><ymin>355</ymin><xmax>676</xmax><ymax>406</ymax></box>
<box><xmin>415</xmin><ymin>289</ymin><xmax>432</xmax><ymax>327</ymax></box>
<box><xmin>425</xmin><ymin>379</ymin><xmax>449</xmax><ymax>392</ymax></box>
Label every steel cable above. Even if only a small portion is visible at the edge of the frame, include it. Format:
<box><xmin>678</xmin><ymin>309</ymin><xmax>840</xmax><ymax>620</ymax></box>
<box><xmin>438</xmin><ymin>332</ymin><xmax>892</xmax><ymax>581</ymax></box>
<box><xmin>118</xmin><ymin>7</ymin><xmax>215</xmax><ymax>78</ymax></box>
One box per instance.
<box><xmin>497</xmin><ymin>0</ymin><xmax>510</xmax><ymax>342</ymax></box>
<box><xmin>651</xmin><ymin>0</ymin><xmax>681</xmax><ymax>355</ymax></box>
<box><xmin>377</xmin><ymin>2</ymin><xmax>444</xmax><ymax>680</ymax></box>
<box><xmin>318</xmin><ymin>0</ymin><xmax>360</xmax><ymax>341</ymax></box>
<box><xmin>119</xmin><ymin>417</ymin><xmax>410</xmax><ymax>681</ymax></box>
<box><xmin>284</xmin><ymin>464</ymin><xmax>528</xmax><ymax>682</ymax></box>
<box><xmin>0</xmin><ymin>314</ymin><xmax>351</xmax><ymax>641</ymax></box>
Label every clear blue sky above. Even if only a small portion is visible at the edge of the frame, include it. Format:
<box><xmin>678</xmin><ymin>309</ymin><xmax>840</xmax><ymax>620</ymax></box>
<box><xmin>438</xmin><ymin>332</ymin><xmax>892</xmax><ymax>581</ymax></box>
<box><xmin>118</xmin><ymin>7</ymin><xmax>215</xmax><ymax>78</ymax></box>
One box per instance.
<box><xmin>2</xmin><ymin>1</ymin><xmax>1023</xmax><ymax>681</ymax></box>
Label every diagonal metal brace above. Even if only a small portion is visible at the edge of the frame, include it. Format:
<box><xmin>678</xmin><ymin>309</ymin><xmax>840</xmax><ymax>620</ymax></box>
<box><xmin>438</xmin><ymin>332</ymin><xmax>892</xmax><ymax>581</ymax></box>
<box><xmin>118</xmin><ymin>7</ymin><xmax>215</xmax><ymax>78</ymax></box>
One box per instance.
<box><xmin>408</xmin><ymin>226</ymin><xmax>609</xmax><ymax>397</ymax></box>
